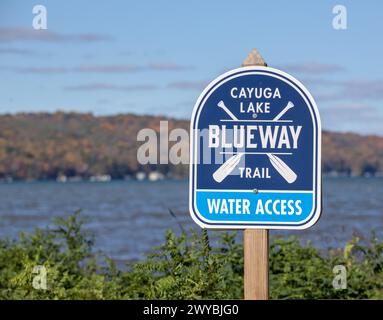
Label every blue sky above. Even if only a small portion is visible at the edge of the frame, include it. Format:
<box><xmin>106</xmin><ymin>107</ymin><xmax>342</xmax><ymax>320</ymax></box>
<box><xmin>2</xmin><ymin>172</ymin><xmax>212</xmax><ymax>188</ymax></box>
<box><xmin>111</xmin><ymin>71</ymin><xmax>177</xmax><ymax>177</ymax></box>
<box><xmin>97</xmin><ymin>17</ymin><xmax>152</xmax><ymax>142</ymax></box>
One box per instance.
<box><xmin>0</xmin><ymin>0</ymin><xmax>382</xmax><ymax>135</ymax></box>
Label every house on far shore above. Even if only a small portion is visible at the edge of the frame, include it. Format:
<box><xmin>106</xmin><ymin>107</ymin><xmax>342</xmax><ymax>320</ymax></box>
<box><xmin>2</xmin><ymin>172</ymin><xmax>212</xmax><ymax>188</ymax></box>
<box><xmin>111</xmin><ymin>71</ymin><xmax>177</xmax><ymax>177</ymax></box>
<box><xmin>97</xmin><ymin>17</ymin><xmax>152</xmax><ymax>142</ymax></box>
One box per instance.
<box><xmin>56</xmin><ymin>174</ymin><xmax>67</xmax><ymax>183</ymax></box>
<box><xmin>148</xmin><ymin>171</ymin><xmax>165</xmax><ymax>182</ymax></box>
<box><xmin>136</xmin><ymin>172</ymin><xmax>146</xmax><ymax>181</ymax></box>
<box><xmin>89</xmin><ymin>174</ymin><xmax>111</xmax><ymax>182</ymax></box>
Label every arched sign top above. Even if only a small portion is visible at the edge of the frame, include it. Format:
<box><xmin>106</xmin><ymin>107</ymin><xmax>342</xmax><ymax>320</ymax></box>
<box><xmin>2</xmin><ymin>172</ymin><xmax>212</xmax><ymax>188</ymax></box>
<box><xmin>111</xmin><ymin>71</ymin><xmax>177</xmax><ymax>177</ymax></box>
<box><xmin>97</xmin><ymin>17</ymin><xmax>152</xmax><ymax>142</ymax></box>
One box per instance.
<box><xmin>189</xmin><ymin>66</ymin><xmax>321</xmax><ymax>230</ymax></box>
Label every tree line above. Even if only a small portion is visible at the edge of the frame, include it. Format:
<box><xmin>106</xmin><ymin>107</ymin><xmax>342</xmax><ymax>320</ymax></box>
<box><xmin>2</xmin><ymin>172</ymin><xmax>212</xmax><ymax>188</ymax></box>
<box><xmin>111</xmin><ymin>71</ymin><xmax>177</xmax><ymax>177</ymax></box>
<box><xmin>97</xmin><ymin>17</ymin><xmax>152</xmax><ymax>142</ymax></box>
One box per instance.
<box><xmin>0</xmin><ymin>112</ymin><xmax>382</xmax><ymax>180</ymax></box>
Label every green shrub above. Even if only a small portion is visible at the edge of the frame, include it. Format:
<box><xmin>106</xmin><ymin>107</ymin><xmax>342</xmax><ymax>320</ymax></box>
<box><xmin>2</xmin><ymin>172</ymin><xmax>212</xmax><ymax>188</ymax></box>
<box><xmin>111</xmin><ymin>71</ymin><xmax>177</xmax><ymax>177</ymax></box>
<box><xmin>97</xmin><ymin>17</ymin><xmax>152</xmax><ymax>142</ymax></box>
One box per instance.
<box><xmin>0</xmin><ymin>213</ymin><xmax>382</xmax><ymax>299</ymax></box>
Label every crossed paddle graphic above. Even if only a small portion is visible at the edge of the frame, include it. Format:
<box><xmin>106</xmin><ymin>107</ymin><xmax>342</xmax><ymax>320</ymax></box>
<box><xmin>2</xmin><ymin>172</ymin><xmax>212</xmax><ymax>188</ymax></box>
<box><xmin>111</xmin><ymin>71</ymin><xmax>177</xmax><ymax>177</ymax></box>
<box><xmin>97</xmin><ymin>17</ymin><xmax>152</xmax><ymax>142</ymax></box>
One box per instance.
<box><xmin>212</xmin><ymin>101</ymin><xmax>297</xmax><ymax>184</ymax></box>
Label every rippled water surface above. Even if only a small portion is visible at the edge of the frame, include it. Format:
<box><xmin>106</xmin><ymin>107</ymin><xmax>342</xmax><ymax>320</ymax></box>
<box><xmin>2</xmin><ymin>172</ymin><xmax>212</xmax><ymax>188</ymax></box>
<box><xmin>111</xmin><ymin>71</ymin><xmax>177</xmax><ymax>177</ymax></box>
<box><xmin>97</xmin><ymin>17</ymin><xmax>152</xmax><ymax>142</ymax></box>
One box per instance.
<box><xmin>0</xmin><ymin>178</ymin><xmax>382</xmax><ymax>261</ymax></box>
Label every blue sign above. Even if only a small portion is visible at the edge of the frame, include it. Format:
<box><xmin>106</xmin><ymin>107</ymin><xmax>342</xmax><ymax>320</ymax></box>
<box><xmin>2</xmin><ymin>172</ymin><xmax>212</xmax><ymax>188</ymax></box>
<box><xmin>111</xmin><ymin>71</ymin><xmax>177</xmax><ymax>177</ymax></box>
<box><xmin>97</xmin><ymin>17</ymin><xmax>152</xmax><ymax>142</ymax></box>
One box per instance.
<box><xmin>189</xmin><ymin>67</ymin><xmax>321</xmax><ymax>229</ymax></box>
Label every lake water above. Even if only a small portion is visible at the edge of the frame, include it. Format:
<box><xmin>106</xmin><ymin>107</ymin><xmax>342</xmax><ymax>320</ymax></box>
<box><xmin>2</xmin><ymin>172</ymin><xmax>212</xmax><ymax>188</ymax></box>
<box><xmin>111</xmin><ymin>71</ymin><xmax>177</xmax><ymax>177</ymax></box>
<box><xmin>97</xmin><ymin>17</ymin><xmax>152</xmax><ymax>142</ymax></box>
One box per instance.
<box><xmin>0</xmin><ymin>178</ymin><xmax>382</xmax><ymax>262</ymax></box>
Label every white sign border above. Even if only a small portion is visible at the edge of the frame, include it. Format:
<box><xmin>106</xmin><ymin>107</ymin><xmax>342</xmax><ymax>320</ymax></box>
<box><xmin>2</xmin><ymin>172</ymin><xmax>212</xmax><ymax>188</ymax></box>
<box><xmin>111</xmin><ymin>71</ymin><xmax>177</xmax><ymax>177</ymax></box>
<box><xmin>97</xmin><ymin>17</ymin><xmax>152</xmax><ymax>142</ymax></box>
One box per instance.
<box><xmin>189</xmin><ymin>66</ymin><xmax>322</xmax><ymax>230</ymax></box>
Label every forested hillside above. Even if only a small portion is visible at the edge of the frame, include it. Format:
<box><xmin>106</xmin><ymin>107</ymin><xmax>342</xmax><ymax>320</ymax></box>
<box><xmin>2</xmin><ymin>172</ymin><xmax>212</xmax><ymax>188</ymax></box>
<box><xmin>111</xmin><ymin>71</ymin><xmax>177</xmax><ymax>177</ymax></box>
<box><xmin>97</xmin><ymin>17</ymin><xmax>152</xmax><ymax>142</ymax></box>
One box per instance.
<box><xmin>0</xmin><ymin>112</ymin><xmax>382</xmax><ymax>180</ymax></box>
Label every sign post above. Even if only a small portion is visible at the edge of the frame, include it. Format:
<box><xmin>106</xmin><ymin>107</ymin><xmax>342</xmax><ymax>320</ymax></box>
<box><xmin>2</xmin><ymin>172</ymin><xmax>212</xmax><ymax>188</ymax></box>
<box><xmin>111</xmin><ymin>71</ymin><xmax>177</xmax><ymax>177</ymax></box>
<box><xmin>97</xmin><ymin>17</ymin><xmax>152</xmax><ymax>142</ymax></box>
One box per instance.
<box><xmin>242</xmin><ymin>49</ymin><xmax>269</xmax><ymax>300</ymax></box>
<box><xmin>189</xmin><ymin>48</ymin><xmax>321</xmax><ymax>300</ymax></box>
<box><xmin>244</xmin><ymin>228</ymin><xmax>268</xmax><ymax>299</ymax></box>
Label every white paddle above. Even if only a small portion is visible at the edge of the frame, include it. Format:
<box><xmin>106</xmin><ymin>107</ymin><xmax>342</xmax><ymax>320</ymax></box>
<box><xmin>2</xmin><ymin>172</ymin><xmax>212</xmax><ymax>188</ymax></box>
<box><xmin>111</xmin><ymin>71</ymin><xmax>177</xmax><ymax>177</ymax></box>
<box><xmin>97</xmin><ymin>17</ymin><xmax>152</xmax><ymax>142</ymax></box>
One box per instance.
<box><xmin>267</xmin><ymin>153</ymin><xmax>297</xmax><ymax>183</ymax></box>
<box><xmin>273</xmin><ymin>101</ymin><xmax>294</xmax><ymax>121</ymax></box>
<box><xmin>213</xmin><ymin>152</ymin><xmax>244</xmax><ymax>183</ymax></box>
<box><xmin>217</xmin><ymin>100</ymin><xmax>238</xmax><ymax>121</ymax></box>
<box><xmin>213</xmin><ymin>101</ymin><xmax>240</xmax><ymax>183</ymax></box>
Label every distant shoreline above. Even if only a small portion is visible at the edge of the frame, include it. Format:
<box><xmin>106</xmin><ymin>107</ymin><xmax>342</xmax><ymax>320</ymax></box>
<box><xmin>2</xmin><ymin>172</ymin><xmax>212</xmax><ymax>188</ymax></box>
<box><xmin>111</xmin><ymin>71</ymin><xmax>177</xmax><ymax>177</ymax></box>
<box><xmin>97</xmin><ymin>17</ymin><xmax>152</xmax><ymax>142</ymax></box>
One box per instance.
<box><xmin>1</xmin><ymin>113</ymin><xmax>382</xmax><ymax>181</ymax></box>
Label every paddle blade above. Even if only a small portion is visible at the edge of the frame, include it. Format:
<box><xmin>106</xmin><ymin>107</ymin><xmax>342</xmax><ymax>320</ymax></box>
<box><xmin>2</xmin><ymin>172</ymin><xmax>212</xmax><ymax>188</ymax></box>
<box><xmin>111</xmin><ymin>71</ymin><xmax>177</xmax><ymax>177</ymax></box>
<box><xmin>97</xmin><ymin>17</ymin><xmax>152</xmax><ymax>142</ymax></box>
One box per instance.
<box><xmin>267</xmin><ymin>154</ymin><xmax>297</xmax><ymax>183</ymax></box>
<box><xmin>213</xmin><ymin>153</ymin><xmax>243</xmax><ymax>183</ymax></box>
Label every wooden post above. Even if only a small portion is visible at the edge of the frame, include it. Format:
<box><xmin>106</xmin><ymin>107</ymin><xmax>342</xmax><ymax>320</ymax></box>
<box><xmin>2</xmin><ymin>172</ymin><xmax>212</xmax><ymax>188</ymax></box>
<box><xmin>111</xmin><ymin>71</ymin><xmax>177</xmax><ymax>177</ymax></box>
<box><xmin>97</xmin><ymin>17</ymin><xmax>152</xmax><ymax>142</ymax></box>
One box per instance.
<box><xmin>242</xmin><ymin>49</ymin><xmax>269</xmax><ymax>300</ymax></box>
<box><xmin>244</xmin><ymin>229</ymin><xmax>269</xmax><ymax>299</ymax></box>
